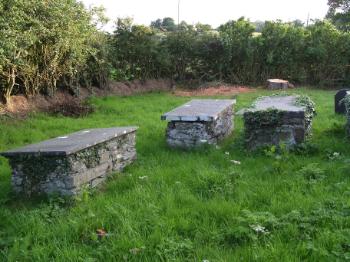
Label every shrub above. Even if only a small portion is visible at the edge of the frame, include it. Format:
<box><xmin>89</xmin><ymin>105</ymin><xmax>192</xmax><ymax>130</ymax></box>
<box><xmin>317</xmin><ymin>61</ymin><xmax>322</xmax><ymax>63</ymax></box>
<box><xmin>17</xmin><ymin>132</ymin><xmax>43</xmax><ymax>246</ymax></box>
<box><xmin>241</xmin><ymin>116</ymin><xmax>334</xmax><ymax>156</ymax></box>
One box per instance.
<box><xmin>0</xmin><ymin>0</ymin><xmax>105</xmax><ymax>102</ymax></box>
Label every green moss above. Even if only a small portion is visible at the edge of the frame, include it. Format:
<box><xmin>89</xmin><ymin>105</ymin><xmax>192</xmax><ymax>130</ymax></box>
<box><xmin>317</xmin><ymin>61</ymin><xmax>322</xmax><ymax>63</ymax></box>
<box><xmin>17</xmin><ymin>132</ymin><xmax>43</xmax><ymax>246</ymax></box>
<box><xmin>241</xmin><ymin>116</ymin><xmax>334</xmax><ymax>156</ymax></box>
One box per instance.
<box><xmin>8</xmin><ymin>155</ymin><xmax>70</xmax><ymax>194</ymax></box>
<box><xmin>244</xmin><ymin>109</ymin><xmax>284</xmax><ymax>130</ymax></box>
<box><xmin>73</xmin><ymin>146</ymin><xmax>102</xmax><ymax>169</ymax></box>
<box><xmin>295</xmin><ymin>95</ymin><xmax>316</xmax><ymax>134</ymax></box>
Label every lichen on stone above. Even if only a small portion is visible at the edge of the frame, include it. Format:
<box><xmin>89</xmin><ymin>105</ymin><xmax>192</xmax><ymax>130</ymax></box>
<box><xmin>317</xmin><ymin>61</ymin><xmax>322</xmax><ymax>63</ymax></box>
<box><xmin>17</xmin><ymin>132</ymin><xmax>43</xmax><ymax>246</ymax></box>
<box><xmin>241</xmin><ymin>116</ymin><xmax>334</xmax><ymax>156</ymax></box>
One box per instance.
<box><xmin>166</xmin><ymin>106</ymin><xmax>234</xmax><ymax>148</ymax></box>
<box><xmin>7</xmin><ymin>132</ymin><xmax>137</xmax><ymax>197</ymax></box>
<box><xmin>243</xmin><ymin>94</ymin><xmax>316</xmax><ymax>150</ymax></box>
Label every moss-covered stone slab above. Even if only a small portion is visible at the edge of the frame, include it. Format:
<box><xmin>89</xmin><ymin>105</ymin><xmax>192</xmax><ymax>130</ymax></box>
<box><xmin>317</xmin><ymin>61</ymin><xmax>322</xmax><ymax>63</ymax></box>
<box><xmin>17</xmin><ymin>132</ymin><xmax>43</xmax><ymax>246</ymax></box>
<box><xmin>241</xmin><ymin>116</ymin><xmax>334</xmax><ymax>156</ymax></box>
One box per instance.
<box><xmin>162</xmin><ymin>99</ymin><xmax>235</xmax><ymax>148</ymax></box>
<box><xmin>0</xmin><ymin>127</ymin><xmax>138</xmax><ymax>196</ymax></box>
<box><xmin>244</xmin><ymin>95</ymin><xmax>316</xmax><ymax>150</ymax></box>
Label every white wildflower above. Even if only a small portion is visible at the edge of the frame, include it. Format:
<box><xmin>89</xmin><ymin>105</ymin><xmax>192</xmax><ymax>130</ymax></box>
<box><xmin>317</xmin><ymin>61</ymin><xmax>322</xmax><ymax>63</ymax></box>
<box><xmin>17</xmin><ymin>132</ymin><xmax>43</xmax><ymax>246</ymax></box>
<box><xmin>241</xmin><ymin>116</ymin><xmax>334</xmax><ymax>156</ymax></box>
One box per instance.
<box><xmin>230</xmin><ymin>160</ymin><xmax>241</xmax><ymax>165</ymax></box>
<box><xmin>250</xmin><ymin>224</ymin><xmax>269</xmax><ymax>235</ymax></box>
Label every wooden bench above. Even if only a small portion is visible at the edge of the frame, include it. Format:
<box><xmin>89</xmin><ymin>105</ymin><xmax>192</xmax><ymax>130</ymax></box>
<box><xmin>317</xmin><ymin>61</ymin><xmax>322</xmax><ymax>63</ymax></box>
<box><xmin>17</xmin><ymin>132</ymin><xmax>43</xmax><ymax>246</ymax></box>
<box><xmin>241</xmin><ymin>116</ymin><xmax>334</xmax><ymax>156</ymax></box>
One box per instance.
<box><xmin>161</xmin><ymin>99</ymin><xmax>235</xmax><ymax>148</ymax></box>
<box><xmin>0</xmin><ymin>127</ymin><xmax>138</xmax><ymax>196</ymax></box>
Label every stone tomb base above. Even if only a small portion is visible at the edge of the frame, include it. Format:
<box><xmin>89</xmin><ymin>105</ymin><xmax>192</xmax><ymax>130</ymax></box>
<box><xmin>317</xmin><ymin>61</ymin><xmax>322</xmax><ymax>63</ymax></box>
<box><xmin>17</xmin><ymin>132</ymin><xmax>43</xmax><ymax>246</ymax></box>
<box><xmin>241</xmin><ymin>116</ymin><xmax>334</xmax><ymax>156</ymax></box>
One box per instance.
<box><xmin>1</xmin><ymin>127</ymin><xmax>137</xmax><ymax>196</ymax></box>
<box><xmin>162</xmin><ymin>100</ymin><xmax>235</xmax><ymax>148</ymax></box>
<box><xmin>244</xmin><ymin>95</ymin><xmax>315</xmax><ymax>150</ymax></box>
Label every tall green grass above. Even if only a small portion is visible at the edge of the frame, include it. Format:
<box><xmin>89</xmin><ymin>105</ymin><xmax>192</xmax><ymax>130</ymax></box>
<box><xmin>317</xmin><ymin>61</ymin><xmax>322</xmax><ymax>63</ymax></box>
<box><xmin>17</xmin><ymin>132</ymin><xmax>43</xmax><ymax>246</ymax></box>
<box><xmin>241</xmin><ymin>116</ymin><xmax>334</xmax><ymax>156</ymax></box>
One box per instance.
<box><xmin>0</xmin><ymin>88</ymin><xmax>349</xmax><ymax>261</ymax></box>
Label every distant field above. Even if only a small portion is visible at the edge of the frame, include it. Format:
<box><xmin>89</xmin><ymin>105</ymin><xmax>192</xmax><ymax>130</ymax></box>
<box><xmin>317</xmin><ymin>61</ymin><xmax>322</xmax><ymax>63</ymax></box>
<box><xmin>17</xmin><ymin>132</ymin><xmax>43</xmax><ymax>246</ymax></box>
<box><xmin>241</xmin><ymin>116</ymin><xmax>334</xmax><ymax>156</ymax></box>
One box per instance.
<box><xmin>0</xmin><ymin>88</ymin><xmax>349</xmax><ymax>261</ymax></box>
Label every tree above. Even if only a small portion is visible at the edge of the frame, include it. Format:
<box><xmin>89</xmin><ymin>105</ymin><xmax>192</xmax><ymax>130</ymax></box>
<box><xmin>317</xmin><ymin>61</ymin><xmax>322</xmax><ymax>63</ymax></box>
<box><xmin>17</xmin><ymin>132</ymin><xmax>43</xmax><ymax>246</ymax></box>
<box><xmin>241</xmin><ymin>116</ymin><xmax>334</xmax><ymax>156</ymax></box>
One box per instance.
<box><xmin>218</xmin><ymin>18</ymin><xmax>256</xmax><ymax>83</ymax></box>
<box><xmin>151</xmin><ymin>17</ymin><xmax>177</xmax><ymax>32</ymax></box>
<box><xmin>0</xmin><ymin>0</ymin><xmax>103</xmax><ymax>102</ymax></box>
<box><xmin>111</xmin><ymin>18</ymin><xmax>170</xmax><ymax>80</ymax></box>
<box><xmin>327</xmin><ymin>0</ymin><xmax>350</xmax><ymax>31</ymax></box>
<box><xmin>252</xmin><ymin>20</ymin><xmax>265</xmax><ymax>32</ymax></box>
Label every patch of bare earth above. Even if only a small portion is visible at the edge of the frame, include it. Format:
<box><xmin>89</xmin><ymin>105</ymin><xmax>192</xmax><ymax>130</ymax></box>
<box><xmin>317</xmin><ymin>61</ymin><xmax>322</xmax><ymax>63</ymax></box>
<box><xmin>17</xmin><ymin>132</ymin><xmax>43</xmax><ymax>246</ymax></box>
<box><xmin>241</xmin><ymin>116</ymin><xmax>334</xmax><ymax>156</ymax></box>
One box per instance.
<box><xmin>174</xmin><ymin>85</ymin><xmax>256</xmax><ymax>97</ymax></box>
<box><xmin>0</xmin><ymin>79</ymin><xmax>173</xmax><ymax>117</ymax></box>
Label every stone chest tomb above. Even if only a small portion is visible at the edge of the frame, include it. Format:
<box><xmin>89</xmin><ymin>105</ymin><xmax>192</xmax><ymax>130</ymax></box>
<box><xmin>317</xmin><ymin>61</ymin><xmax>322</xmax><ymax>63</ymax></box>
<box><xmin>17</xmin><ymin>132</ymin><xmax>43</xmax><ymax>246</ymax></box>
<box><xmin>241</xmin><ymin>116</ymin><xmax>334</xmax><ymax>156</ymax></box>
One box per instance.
<box><xmin>161</xmin><ymin>99</ymin><xmax>235</xmax><ymax>148</ymax></box>
<box><xmin>243</xmin><ymin>95</ymin><xmax>316</xmax><ymax>150</ymax></box>
<box><xmin>0</xmin><ymin>127</ymin><xmax>138</xmax><ymax>196</ymax></box>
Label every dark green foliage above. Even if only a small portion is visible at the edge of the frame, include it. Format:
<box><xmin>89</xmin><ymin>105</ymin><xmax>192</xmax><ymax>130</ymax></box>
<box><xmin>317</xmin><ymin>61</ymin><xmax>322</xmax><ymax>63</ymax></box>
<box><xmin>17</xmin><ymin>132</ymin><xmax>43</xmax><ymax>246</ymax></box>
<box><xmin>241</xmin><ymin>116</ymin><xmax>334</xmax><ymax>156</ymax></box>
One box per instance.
<box><xmin>151</xmin><ymin>17</ymin><xmax>177</xmax><ymax>32</ymax></box>
<box><xmin>2</xmin><ymin>2</ymin><xmax>350</xmax><ymax>103</ymax></box>
<box><xmin>109</xmin><ymin>17</ymin><xmax>350</xmax><ymax>87</ymax></box>
<box><xmin>295</xmin><ymin>95</ymin><xmax>317</xmax><ymax>129</ymax></box>
<box><xmin>244</xmin><ymin>109</ymin><xmax>284</xmax><ymax>130</ymax></box>
<box><xmin>327</xmin><ymin>0</ymin><xmax>350</xmax><ymax>31</ymax></box>
<box><xmin>110</xmin><ymin>18</ymin><xmax>170</xmax><ymax>81</ymax></box>
<box><xmin>0</xmin><ymin>0</ymin><xmax>106</xmax><ymax>102</ymax></box>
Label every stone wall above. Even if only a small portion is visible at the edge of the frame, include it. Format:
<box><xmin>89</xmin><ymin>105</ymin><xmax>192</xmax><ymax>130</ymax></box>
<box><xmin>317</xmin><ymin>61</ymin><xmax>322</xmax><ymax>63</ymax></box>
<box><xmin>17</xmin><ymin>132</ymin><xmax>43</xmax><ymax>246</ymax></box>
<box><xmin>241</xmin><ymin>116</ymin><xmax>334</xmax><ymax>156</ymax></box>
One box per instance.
<box><xmin>243</xmin><ymin>95</ymin><xmax>315</xmax><ymax>150</ymax></box>
<box><xmin>8</xmin><ymin>132</ymin><xmax>137</xmax><ymax>196</ymax></box>
<box><xmin>166</xmin><ymin>107</ymin><xmax>233</xmax><ymax>148</ymax></box>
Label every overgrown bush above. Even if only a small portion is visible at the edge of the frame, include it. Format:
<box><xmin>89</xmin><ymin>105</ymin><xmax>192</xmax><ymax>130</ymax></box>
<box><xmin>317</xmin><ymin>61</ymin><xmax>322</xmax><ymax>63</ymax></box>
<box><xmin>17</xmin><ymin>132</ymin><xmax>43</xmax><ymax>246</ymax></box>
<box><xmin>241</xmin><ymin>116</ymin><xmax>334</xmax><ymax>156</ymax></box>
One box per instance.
<box><xmin>0</xmin><ymin>0</ymin><xmax>106</xmax><ymax>102</ymax></box>
<box><xmin>109</xmin><ymin>18</ymin><xmax>350</xmax><ymax>87</ymax></box>
<box><xmin>47</xmin><ymin>99</ymin><xmax>95</xmax><ymax>118</ymax></box>
<box><xmin>2</xmin><ymin>1</ymin><xmax>350</xmax><ymax>103</ymax></box>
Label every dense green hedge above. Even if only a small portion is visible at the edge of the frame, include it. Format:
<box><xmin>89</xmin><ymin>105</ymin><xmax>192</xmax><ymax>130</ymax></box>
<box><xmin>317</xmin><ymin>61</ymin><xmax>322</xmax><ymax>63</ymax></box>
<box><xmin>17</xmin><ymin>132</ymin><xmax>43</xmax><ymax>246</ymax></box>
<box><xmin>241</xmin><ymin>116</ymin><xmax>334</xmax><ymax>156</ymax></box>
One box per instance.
<box><xmin>1</xmin><ymin>0</ymin><xmax>350</xmax><ymax>103</ymax></box>
<box><xmin>110</xmin><ymin>18</ymin><xmax>350</xmax><ymax>88</ymax></box>
<box><xmin>0</xmin><ymin>0</ymin><xmax>107</xmax><ymax>102</ymax></box>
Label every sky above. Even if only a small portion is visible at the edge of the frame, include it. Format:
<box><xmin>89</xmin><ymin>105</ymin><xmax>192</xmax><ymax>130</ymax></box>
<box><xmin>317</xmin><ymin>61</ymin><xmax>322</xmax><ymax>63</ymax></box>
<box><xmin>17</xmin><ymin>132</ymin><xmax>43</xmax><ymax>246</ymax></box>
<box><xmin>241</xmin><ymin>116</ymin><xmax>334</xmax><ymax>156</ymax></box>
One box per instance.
<box><xmin>81</xmin><ymin>0</ymin><xmax>330</xmax><ymax>31</ymax></box>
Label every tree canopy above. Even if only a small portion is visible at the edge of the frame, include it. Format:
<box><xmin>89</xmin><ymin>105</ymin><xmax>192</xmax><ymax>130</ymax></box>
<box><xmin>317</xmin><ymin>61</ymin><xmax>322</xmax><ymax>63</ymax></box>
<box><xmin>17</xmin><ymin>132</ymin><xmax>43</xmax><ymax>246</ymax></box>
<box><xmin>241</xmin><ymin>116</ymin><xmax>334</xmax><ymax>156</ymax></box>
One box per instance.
<box><xmin>327</xmin><ymin>0</ymin><xmax>350</xmax><ymax>31</ymax></box>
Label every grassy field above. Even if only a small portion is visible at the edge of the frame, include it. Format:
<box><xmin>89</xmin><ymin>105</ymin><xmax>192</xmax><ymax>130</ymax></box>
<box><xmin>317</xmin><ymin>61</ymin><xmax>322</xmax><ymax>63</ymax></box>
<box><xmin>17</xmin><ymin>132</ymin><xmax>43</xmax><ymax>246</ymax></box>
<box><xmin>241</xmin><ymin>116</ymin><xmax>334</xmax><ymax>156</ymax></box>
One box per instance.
<box><xmin>0</xmin><ymin>88</ymin><xmax>349</xmax><ymax>261</ymax></box>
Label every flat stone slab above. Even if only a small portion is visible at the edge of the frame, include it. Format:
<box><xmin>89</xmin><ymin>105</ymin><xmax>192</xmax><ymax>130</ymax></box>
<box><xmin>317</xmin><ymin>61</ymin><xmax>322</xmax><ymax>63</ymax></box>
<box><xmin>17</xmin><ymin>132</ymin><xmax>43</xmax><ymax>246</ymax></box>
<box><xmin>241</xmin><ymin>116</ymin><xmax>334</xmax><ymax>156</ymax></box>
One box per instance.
<box><xmin>161</xmin><ymin>99</ymin><xmax>236</xmax><ymax>122</ymax></box>
<box><xmin>249</xmin><ymin>95</ymin><xmax>304</xmax><ymax>113</ymax></box>
<box><xmin>1</xmin><ymin>127</ymin><xmax>138</xmax><ymax>157</ymax></box>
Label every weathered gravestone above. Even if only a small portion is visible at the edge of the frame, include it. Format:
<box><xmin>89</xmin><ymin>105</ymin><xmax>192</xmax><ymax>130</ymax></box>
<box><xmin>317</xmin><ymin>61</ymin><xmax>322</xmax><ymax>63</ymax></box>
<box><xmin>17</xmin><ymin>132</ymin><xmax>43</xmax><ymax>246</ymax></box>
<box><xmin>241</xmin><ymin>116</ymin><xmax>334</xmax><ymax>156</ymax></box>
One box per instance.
<box><xmin>335</xmin><ymin>89</ymin><xmax>350</xmax><ymax>114</ymax></box>
<box><xmin>0</xmin><ymin>127</ymin><xmax>138</xmax><ymax>196</ymax></box>
<box><xmin>161</xmin><ymin>99</ymin><xmax>235</xmax><ymax>148</ymax></box>
<box><xmin>344</xmin><ymin>94</ymin><xmax>350</xmax><ymax>136</ymax></box>
<box><xmin>267</xmin><ymin>79</ymin><xmax>293</xmax><ymax>90</ymax></box>
<box><xmin>243</xmin><ymin>95</ymin><xmax>316</xmax><ymax>150</ymax></box>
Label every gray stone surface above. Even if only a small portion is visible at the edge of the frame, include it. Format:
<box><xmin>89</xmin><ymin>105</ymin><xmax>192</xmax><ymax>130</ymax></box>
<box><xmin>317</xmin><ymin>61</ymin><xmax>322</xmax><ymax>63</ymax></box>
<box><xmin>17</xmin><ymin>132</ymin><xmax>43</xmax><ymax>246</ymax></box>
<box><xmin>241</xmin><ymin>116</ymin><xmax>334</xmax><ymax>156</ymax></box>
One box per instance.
<box><xmin>1</xmin><ymin>127</ymin><xmax>138</xmax><ymax>196</ymax></box>
<box><xmin>161</xmin><ymin>99</ymin><xmax>236</xmax><ymax>122</ymax></box>
<box><xmin>162</xmin><ymin>100</ymin><xmax>235</xmax><ymax>148</ymax></box>
<box><xmin>244</xmin><ymin>95</ymin><xmax>315</xmax><ymax>150</ymax></box>
<box><xmin>2</xmin><ymin>127</ymin><xmax>137</xmax><ymax>156</ymax></box>
<box><xmin>251</xmin><ymin>96</ymin><xmax>303</xmax><ymax>112</ymax></box>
